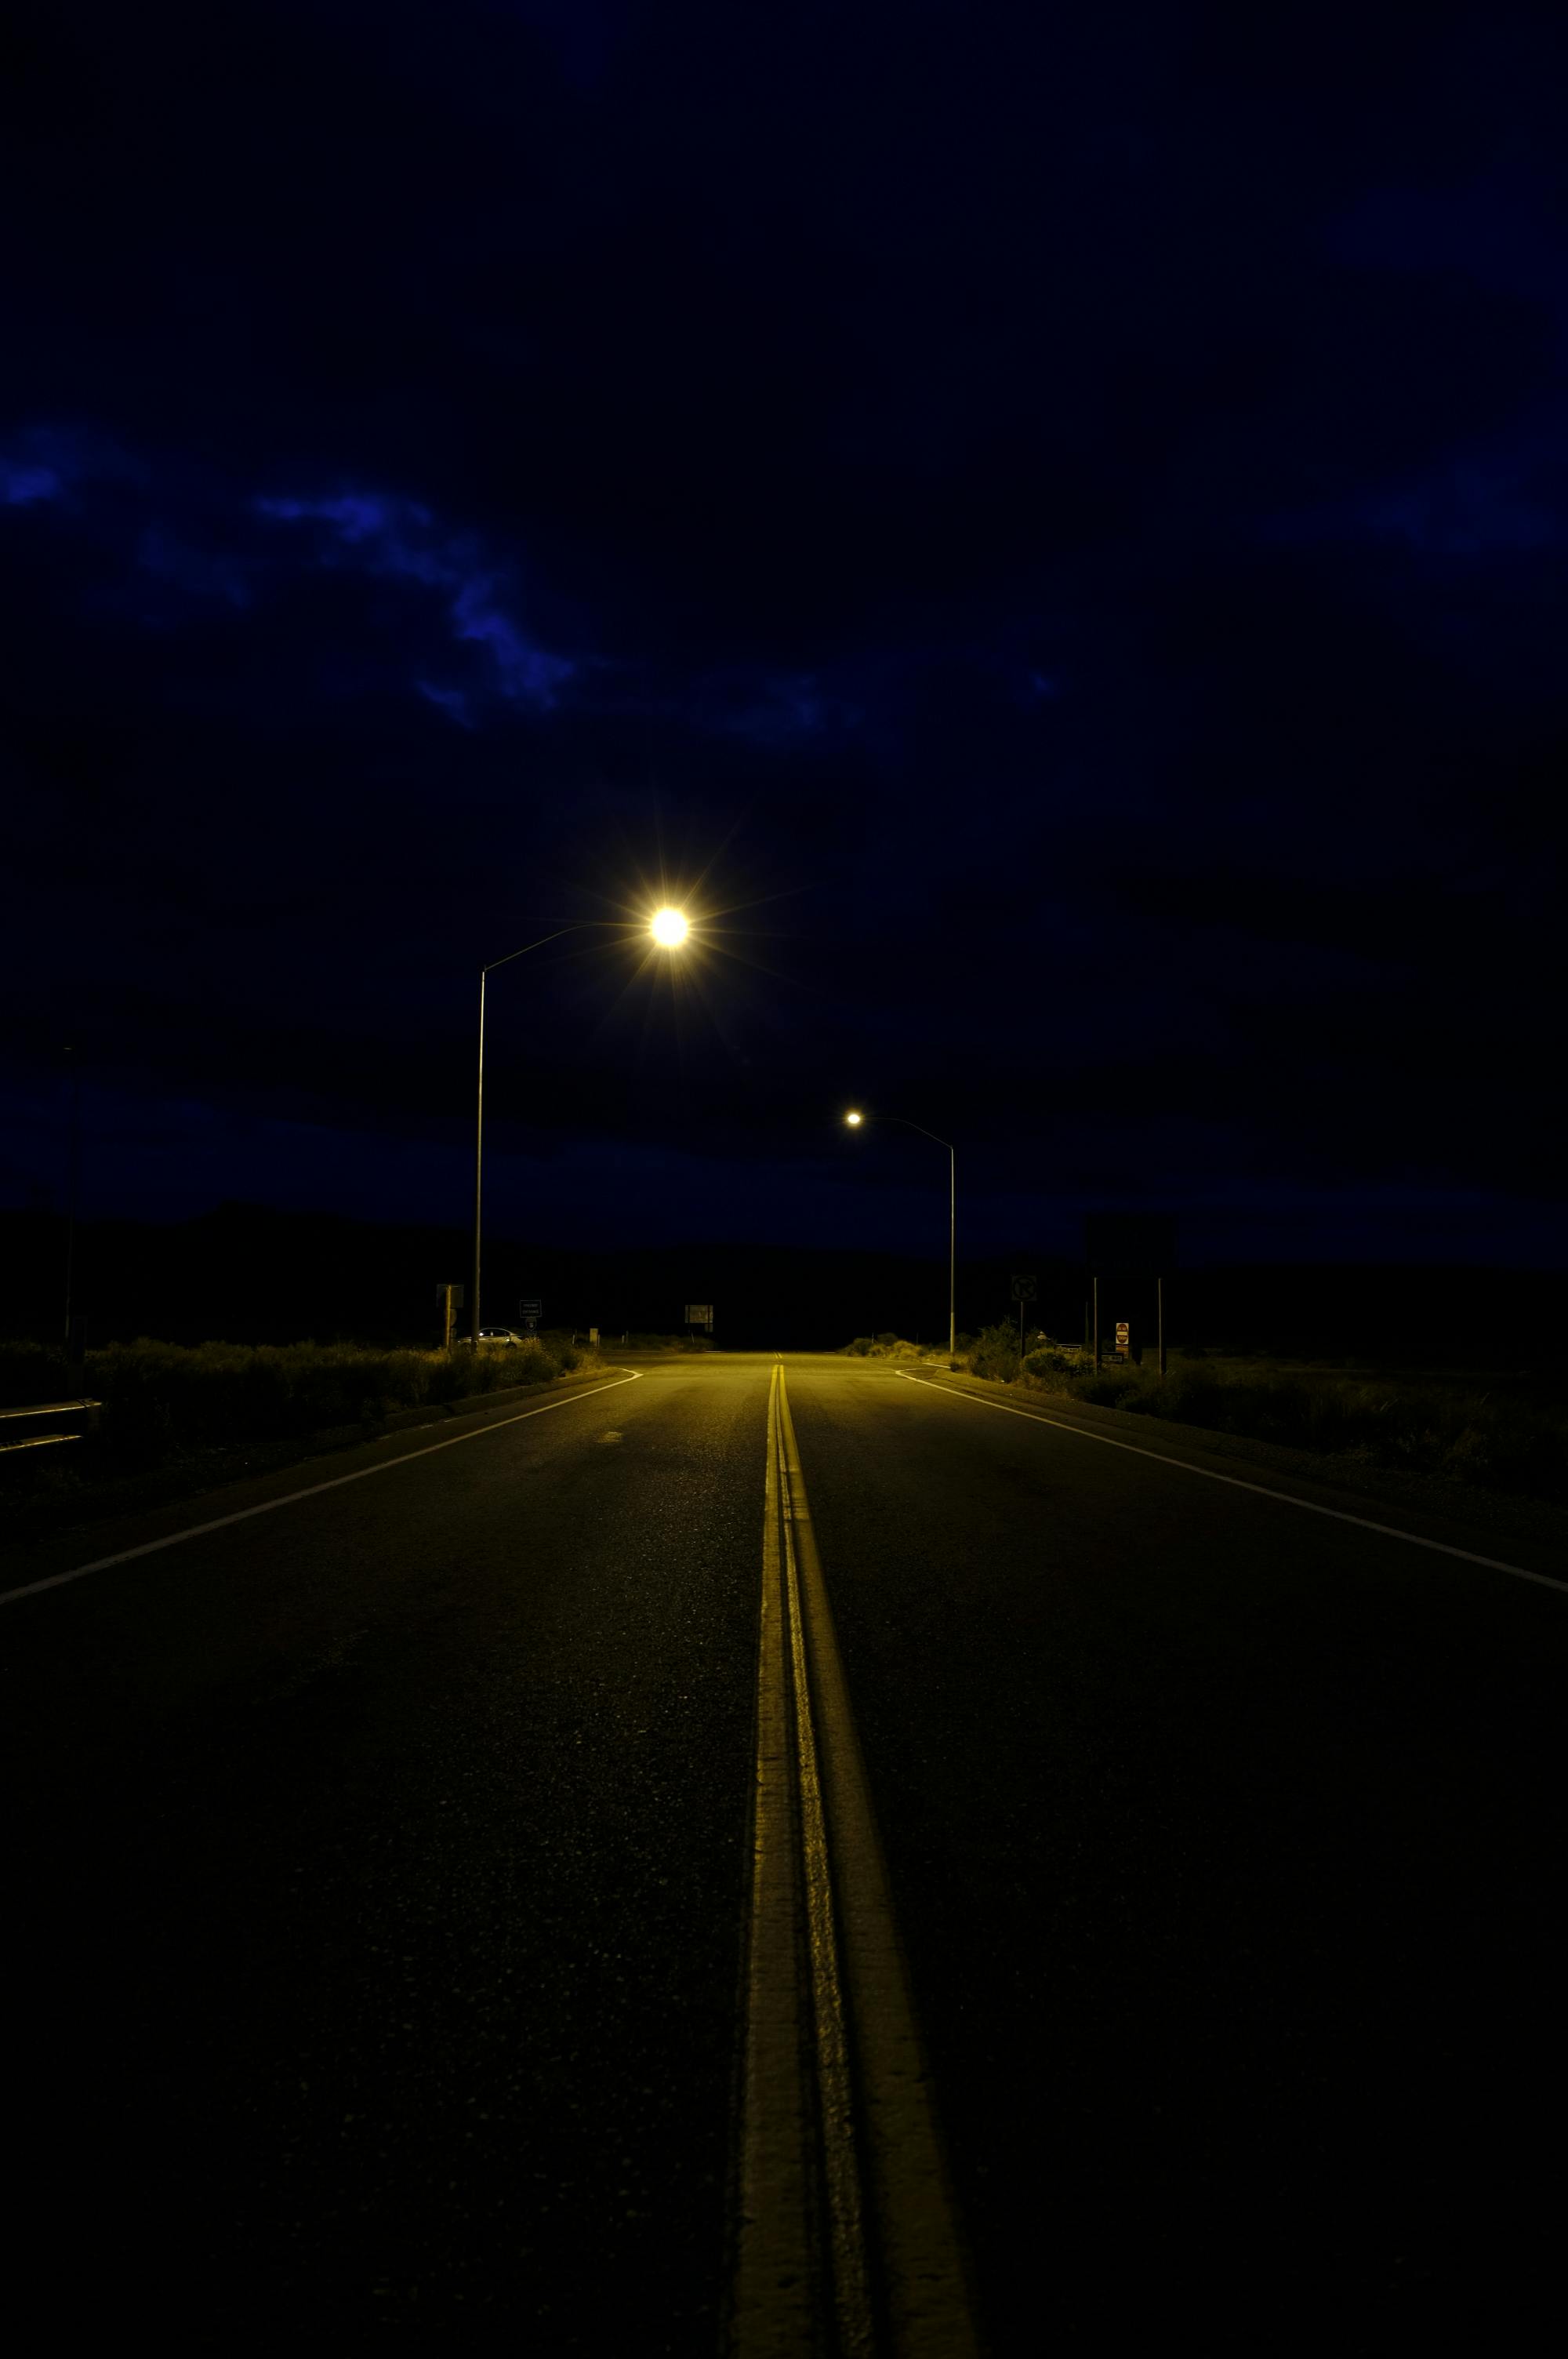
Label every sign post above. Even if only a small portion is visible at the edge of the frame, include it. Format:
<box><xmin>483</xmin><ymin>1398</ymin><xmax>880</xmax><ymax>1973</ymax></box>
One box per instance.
<box><xmin>1084</xmin><ymin>1215</ymin><xmax>1178</xmax><ymax>1383</ymax></box>
<box><xmin>519</xmin><ymin>1296</ymin><xmax>542</xmax><ymax>1336</ymax></box>
<box><xmin>1011</xmin><ymin>1274</ymin><xmax>1036</xmax><ymax>1354</ymax></box>
<box><xmin>436</xmin><ymin>1282</ymin><xmax>465</xmax><ymax>1350</ymax></box>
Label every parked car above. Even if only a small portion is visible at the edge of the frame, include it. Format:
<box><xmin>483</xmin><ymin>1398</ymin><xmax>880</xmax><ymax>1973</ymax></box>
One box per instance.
<box><xmin>476</xmin><ymin>1326</ymin><xmax>523</xmax><ymax>1347</ymax></box>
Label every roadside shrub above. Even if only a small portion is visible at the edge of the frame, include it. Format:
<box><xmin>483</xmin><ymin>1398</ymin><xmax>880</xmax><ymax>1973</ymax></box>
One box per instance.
<box><xmin>1070</xmin><ymin>1366</ymin><xmax>1142</xmax><ymax>1408</ymax></box>
<box><xmin>0</xmin><ymin>1332</ymin><xmax>581</xmax><ymax>1473</ymax></box>
<box><xmin>426</xmin><ymin>1351</ymin><xmax>472</xmax><ymax>1403</ymax></box>
<box><xmin>969</xmin><ymin>1322</ymin><xmax>1022</xmax><ymax>1383</ymax></box>
<box><xmin>846</xmin><ymin>1336</ymin><xmax>875</xmax><ymax>1356</ymax></box>
<box><xmin>990</xmin><ymin>1351</ymin><xmax>1568</xmax><ymax>1506</ymax></box>
<box><xmin>0</xmin><ymin>1340</ymin><xmax>76</xmax><ymax>1409</ymax></box>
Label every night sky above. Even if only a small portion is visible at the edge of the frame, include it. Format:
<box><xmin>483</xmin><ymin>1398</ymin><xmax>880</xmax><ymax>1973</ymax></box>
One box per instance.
<box><xmin>5</xmin><ymin>2</ymin><xmax>1566</xmax><ymax>1269</ymax></box>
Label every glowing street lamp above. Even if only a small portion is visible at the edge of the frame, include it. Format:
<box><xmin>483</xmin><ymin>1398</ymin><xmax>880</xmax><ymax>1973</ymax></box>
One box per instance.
<box><xmin>844</xmin><ymin>1108</ymin><xmax>956</xmax><ymax>1361</ymax></box>
<box><xmin>471</xmin><ymin>909</ymin><xmax>690</xmax><ymax>1345</ymax></box>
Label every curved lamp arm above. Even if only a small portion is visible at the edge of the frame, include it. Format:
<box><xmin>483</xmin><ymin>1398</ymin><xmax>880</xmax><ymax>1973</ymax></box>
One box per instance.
<box><xmin>874</xmin><ymin>1113</ymin><xmax>954</xmax><ymax>1155</ymax></box>
<box><xmin>474</xmin><ymin>916</ymin><xmax>682</xmax><ymax>1344</ymax></box>
<box><xmin>474</xmin><ymin>925</ymin><xmax>608</xmax><ymax>1343</ymax></box>
<box><xmin>483</xmin><ymin>920</ymin><xmax>601</xmax><ymax>976</ymax></box>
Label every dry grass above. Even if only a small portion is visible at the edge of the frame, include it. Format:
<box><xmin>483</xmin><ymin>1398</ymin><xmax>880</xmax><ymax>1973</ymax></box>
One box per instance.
<box><xmin>0</xmin><ymin>1332</ymin><xmax>592</xmax><ymax>1467</ymax></box>
<box><xmin>841</xmin><ymin>1330</ymin><xmax>1568</xmax><ymax>1506</ymax></box>
<box><xmin>1016</xmin><ymin>1349</ymin><xmax>1568</xmax><ymax>1503</ymax></box>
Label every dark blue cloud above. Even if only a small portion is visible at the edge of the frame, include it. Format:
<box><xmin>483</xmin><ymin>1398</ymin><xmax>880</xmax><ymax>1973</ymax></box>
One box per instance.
<box><xmin>2</xmin><ymin>460</ymin><xmax>63</xmax><ymax>506</ymax></box>
<box><xmin>254</xmin><ymin>490</ymin><xmax>578</xmax><ymax>711</ymax></box>
<box><xmin>2</xmin><ymin>0</ymin><xmax>1565</xmax><ymax>1265</ymax></box>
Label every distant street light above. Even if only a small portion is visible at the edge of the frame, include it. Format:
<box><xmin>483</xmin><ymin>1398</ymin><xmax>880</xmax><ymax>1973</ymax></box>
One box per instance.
<box><xmin>844</xmin><ymin>1109</ymin><xmax>956</xmax><ymax>1360</ymax></box>
<box><xmin>471</xmin><ymin>910</ymin><xmax>689</xmax><ymax>1347</ymax></box>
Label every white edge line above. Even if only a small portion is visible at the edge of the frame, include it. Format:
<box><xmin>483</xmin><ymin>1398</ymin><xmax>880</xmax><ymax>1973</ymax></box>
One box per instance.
<box><xmin>0</xmin><ymin>1371</ymin><xmax>644</xmax><ymax>1608</ymax></box>
<box><xmin>895</xmin><ymin>1372</ymin><xmax>1568</xmax><ymax>1596</ymax></box>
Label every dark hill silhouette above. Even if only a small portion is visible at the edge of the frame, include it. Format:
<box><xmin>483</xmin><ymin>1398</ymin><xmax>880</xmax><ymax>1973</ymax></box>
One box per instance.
<box><xmin>5</xmin><ymin>1204</ymin><xmax>1563</xmax><ymax>1366</ymax></box>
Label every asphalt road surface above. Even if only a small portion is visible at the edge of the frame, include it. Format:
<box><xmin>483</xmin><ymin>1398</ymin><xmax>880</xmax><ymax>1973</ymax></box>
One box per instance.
<box><xmin>5</xmin><ymin>1352</ymin><xmax>1566</xmax><ymax>2352</ymax></box>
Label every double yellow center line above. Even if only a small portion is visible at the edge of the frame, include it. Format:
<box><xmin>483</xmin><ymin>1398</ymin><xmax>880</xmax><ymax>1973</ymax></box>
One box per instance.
<box><xmin>733</xmin><ymin>1364</ymin><xmax>978</xmax><ymax>2357</ymax></box>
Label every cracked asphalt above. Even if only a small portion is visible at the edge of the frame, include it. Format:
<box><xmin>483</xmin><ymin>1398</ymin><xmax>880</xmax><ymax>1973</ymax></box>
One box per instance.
<box><xmin>5</xmin><ymin>1352</ymin><xmax>1565</xmax><ymax>2349</ymax></box>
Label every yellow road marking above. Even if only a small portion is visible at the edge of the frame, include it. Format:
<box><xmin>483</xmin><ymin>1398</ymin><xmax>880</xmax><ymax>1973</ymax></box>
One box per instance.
<box><xmin>735</xmin><ymin>1365</ymin><xmax>978</xmax><ymax>2356</ymax></box>
<box><xmin>734</xmin><ymin>1366</ymin><xmax>817</xmax><ymax>2353</ymax></box>
<box><xmin>779</xmin><ymin>1369</ymin><xmax>873</xmax><ymax>2355</ymax></box>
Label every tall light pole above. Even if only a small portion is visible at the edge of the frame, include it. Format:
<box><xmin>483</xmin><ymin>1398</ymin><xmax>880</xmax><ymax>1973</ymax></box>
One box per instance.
<box><xmin>844</xmin><ymin>1110</ymin><xmax>956</xmax><ymax>1361</ymax></box>
<box><xmin>471</xmin><ymin>907</ymin><xmax>689</xmax><ymax>1347</ymax></box>
<box><xmin>62</xmin><ymin>1042</ymin><xmax>80</xmax><ymax>1354</ymax></box>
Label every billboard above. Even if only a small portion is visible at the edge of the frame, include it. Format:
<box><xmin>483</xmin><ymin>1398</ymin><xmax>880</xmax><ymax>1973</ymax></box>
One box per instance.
<box><xmin>1083</xmin><ymin>1214</ymin><xmax>1178</xmax><ymax>1276</ymax></box>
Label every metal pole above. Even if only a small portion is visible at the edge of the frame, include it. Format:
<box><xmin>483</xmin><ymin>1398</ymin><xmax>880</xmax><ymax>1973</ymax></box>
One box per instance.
<box><xmin>855</xmin><ymin>1114</ymin><xmax>956</xmax><ymax>1358</ymax></box>
<box><xmin>465</xmin><ymin>922</ymin><xmax>612</xmax><ymax>1355</ymax></box>
<box><xmin>471</xmin><ymin>968</ymin><xmax>485</xmax><ymax>1347</ymax></box>
<box><xmin>62</xmin><ymin>1044</ymin><xmax>79</xmax><ymax>1349</ymax></box>
<box><xmin>1093</xmin><ymin>1274</ymin><xmax>1100</xmax><ymax>1369</ymax></box>
<box><xmin>1158</xmin><ymin>1274</ymin><xmax>1167</xmax><ymax>1379</ymax></box>
<box><xmin>948</xmin><ymin>1144</ymin><xmax>956</xmax><ymax>1361</ymax></box>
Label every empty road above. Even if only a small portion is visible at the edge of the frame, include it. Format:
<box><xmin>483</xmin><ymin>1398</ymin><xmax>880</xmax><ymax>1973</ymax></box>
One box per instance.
<box><xmin>5</xmin><ymin>1351</ymin><xmax>1565</xmax><ymax>2352</ymax></box>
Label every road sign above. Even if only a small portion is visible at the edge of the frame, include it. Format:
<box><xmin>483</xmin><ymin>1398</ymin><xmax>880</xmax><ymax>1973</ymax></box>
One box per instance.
<box><xmin>519</xmin><ymin>1298</ymin><xmax>542</xmax><ymax>1318</ymax></box>
<box><xmin>1011</xmin><ymin>1275</ymin><xmax>1036</xmax><ymax>1302</ymax></box>
<box><xmin>684</xmin><ymin>1303</ymin><xmax>713</xmax><ymax>1326</ymax></box>
<box><xmin>1115</xmin><ymin>1321</ymin><xmax>1130</xmax><ymax>1343</ymax></box>
<box><xmin>1084</xmin><ymin>1214</ymin><xmax>1178</xmax><ymax>1277</ymax></box>
<box><xmin>435</xmin><ymin>1283</ymin><xmax>465</xmax><ymax>1307</ymax></box>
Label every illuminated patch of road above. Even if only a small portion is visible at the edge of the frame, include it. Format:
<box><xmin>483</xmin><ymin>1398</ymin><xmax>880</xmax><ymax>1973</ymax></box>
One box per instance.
<box><xmin>896</xmin><ymin>1371</ymin><xmax>1568</xmax><ymax>1596</ymax></box>
<box><xmin>0</xmin><ymin>1372</ymin><xmax>644</xmax><ymax>1608</ymax></box>
<box><xmin>733</xmin><ymin>1364</ymin><xmax>977</xmax><ymax>2357</ymax></box>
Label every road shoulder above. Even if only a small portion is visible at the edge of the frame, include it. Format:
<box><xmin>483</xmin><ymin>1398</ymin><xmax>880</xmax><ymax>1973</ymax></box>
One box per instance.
<box><xmin>0</xmin><ymin>1365</ymin><xmax>645</xmax><ymax>1601</ymax></box>
<box><xmin>895</xmin><ymin>1363</ymin><xmax>1568</xmax><ymax>1578</ymax></box>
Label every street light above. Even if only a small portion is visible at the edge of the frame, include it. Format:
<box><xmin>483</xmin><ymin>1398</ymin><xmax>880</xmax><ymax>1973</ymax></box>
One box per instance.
<box><xmin>471</xmin><ymin>910</ymin><xmax>689</xmax><ymax>1347</ymax></box>
<box><xmin>844</xmin><ymin>1109</ymin><xmax>956</xmax><ymax>1361</ymax></box>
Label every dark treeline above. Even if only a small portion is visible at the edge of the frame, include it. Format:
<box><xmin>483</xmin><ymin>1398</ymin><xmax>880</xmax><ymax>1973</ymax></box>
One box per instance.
<box><xmin>5</xmin><ymin>1205</ymin><xmax>1564</xmax><ymax>1365</ymax></box>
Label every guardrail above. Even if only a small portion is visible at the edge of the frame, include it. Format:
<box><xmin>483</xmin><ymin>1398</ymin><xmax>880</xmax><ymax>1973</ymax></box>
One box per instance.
<box><xmin>0</xmin><ymin>1399</ymin><xmax>102</xmax><ymax>1454</ymax></box>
